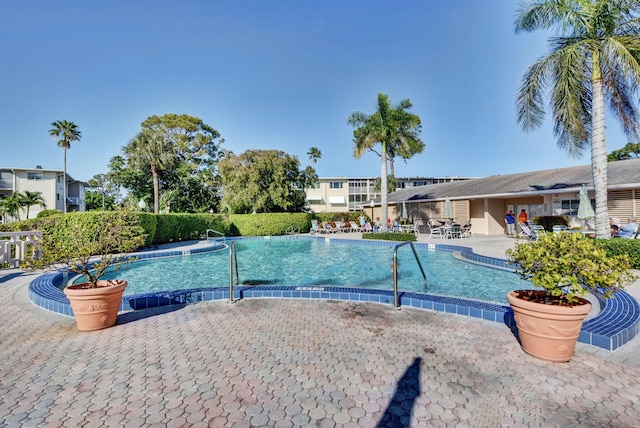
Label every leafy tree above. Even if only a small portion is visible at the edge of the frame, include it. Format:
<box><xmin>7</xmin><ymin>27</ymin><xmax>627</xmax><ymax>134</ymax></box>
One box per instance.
<box><xmin>608</xmin><ymin>142</ymin><xmax>640</xmax><ymax>161</ymax></box>
<box><xmin>515</xmin><ymin>0</ymin><xmax>640</xmax><ymax>238</ymax></box>
<box><xmin>87</xmin><ymin>173</ymin><xmax>119</xmax><ymax>210</ymax></box>
<box><xmin>374</xmin><ymin>175</ymin><xmax>399</xmax><ymax>193</ymax></box>
<box><xmin>123</xmin><ymin>130</ymin><xmax>177</xmax><ymax>214</ymax></box>
<box><xmin>117</xmin><ymin>114</ymin><xmax>225</xmax><ymax>214</ymax></box>
<box><xmin>218</xmin><ymin>149</ymin><xmax>316</xmax><ymax>213</ymax></box>
<box><xmin>348</xmin><ymin>93</ymin><xmax>423</xmax><ymax>231</ymax></box>
<box><xmin>49</xmin><ymin>120</ymin><xmax>81</xmax><ymax>213</ymax></box>
<box><xmin>21</xmin><ymin>190</ymin><xmax>46</xmax><ymax>219</ymax></box>
<box><xmin>307</xmin><ymin>147</ymin><xmax>322</xmax><ymax>165</ymax></box>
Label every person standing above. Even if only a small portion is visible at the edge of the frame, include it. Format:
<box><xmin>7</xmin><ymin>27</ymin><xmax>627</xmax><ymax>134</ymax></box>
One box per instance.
<box><xmin>504</xmin><ymin>210</ymin><xmax>516</xmax><ymax>236</ymax></box>
<box><xmin>518</xmin><ymin>209</ymin><xmax>529</xmax><ymax>226</ymax></box>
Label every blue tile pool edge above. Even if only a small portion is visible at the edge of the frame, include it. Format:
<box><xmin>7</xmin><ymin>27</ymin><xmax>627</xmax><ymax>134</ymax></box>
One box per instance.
<box><xmin>27</xmin><ymin>235</ymin><xmax>640</xmax><ymax>351</ymax></box>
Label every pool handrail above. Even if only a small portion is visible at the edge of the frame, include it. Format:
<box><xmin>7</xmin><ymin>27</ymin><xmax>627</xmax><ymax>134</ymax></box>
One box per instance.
<box><xmin>229</xmin><ymin>240</ymin><xmax>239</xmax><ymax>303</ymax></box>
<box><xmin>206</xmin><ymin>229</ymin><xmax>225</xmax><ymax>244</ymax></box>
<box><xmin>393</xmin><ymin>241</ymin><xmax>428</xmax><ymax>309</ymax></box>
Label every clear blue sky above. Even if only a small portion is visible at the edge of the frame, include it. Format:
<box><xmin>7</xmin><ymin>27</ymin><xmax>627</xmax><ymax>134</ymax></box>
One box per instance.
<box><xmin>0</xmin><ymin>1</ymin><xmax>631</xmax><ymax>182</ymax></box>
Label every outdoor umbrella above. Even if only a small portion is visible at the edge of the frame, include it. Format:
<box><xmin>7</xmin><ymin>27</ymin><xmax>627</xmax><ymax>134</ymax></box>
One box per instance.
<box><xmin>401</xmin><ymin>201</ymin><xmax>408</xmax><ymax>221</ymax></box>
<box><xmin>577</xmin><ymin>185</ymin><xmax>595</xmax><ymax>229</ymax></box>
<box><xmin>443</xmin><ymin>198</ymin><xmax>453</xmax><ymax>221</ymax></box>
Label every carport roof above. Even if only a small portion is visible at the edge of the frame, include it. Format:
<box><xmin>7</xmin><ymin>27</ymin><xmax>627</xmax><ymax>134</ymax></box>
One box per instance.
<box><xmin>385</xmin><ymin>158</ymin><xmax>640</xmax><ymax>204</ymax></box>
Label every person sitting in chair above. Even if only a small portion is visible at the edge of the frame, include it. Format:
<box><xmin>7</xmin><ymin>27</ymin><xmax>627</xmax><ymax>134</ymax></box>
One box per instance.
<box><xmin>618</xmin><ymin>216</ymin><xmax>638</xmax><ymax>239</ymax></box>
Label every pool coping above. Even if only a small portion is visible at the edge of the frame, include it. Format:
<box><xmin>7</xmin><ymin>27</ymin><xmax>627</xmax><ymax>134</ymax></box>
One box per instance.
<box><xmin>27</xmin><ymin>235</ymin><xmax>640</xmax><ymax>351</ymax></box>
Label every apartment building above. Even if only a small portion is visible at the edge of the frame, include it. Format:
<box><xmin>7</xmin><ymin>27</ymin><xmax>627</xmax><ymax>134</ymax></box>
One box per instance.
<box><xmin>305</xmin><ymin>176</ymin><xmax>470</xmax><ymax>213</ymax></box>
<box><xmin>0</xmin><ymin>166</ymin><xmax>87</xmax><ymax>222</ymax></box>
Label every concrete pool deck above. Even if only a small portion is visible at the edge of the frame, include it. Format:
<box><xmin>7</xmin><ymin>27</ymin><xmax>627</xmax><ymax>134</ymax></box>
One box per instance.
<box><xmin>1</xmin><ymin>234</ymin><xmax>640</xmax><ymax>426</ymax></box>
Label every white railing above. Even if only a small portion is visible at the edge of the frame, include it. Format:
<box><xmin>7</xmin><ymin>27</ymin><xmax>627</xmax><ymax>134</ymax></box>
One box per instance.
<box><xmin>0</xmin><ymin>231</ymin><xmax>42</xmax><ymax>268</ymax></box>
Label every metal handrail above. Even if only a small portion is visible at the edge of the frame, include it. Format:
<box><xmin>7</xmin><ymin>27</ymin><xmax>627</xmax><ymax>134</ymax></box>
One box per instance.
<box><xmin>392</xmin><ymin>241</ymin><xmax>428</xmax><ymax>309</ymax></box>
<box><xmin>206</xmin><ymin>229</ymin><xmax>225</xmax><ymax>243</ymax></box>
<box><xmin>285</xmin><ymin>226</ymin><xmax>300</xmax><ymax>236</ymax></box>
<box><xmin>229</xmin><ymin>240</ymin><xmax>239</xmax><ymax>303</ymax></box>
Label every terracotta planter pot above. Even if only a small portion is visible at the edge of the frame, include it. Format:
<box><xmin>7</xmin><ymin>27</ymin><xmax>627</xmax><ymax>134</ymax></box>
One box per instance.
<box><xmin>507</xmin><ymin>290</ymin><xmax>592</xmax><ymax>362</ymax></box>
<box><xmin>63</xmin><ymin>280</ymin><xmax>128</xmax><ymax>331</ymax></box>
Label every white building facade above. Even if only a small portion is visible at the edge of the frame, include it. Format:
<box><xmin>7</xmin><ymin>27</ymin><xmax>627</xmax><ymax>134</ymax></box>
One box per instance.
<box><xmin>0</xmin><ymin>166</ymin><xmax>87</xmax><ymax>222</ymax></box>
<box><xmin>305</xmin><ymin>176</ymin><xmax>470</xmax><ymax>213</ymax></box>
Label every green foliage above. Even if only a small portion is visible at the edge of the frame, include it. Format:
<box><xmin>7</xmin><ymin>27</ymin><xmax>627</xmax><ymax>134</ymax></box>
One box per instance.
<box><xmin>362</xmin><ymin>232</ymin><xmax>416</xmax><ymax>242</ymax></box>
<box><xmin>219</xmin><ymin>150</ymin><xmax>316</xmax><ymax>214</ymax></box>
<box><xmin>151</xmin><ymin>214</ymin><xmax>231</xmax><ymax>244</ymax></box>
<box><xmin>596</xmin><ymin>238</ymin><xmax>640</xmax><ymax>269</ymax></box>
<box><xmin>36</xmin><ymin>209</ymin><xmax>62</xmax><ymax>218</ymax></box>
<box><xmin>506</xmin><ymin>232</ymin><xmax>637</xmax><ymax>305</ymax></box>
<box><xmin>531</xmin><ymin>216</ymin><xmax>569</xmax><ymax>231</ymax></box>
<box><xmin>229</xmin><ymin>213</ymin><xmax>310</xmax><ymax>236</ymax></box>
<box><xmin>608</xmin><ymin>142</ymin><xmax>640</xmax><ymax>161</ymax></box>
<box><xmin>23</xmin><ymin>210</ymin><xmax>147</xmax><ymax>287</ymax></box>
<box><xmin>313</xmin><ymin>212</ymin><xmax>364</xmax><ymax>223</ymax></box>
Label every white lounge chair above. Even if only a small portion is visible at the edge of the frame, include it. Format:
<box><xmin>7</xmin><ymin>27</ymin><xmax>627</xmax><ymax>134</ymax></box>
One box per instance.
<box><xmin>428</xmin><ymin>220</ymin><xmax>445</xmax><ymax>239</ymax></box>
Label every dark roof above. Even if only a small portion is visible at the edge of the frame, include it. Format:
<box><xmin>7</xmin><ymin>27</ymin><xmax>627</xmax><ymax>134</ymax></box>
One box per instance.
<box><xmin>386</xmin><ymin>158</ymin><xmax>640</xmax><ymax>204</ymax></box>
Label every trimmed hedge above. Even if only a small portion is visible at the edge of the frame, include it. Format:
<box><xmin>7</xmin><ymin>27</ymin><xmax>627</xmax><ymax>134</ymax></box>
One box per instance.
<box><xmin>362</xmin><ymin>232</ymin><xmax>417</xmax><ymax>242</ymax></box>
<box><xmin>229</xmin><ymin>213</ymin><xmax>311</xmax><ymax>236</ymax></box>
<box><xmin>596</xmin><ymin>238</ymin><xmax>640</xmax><ymax>269</ymax></box>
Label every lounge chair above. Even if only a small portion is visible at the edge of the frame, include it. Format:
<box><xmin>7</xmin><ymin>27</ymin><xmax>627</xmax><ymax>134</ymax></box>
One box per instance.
<box><xmin>519</xmin><ymin>222</ymin><xmax>543</xmax><ymax>240</ymax></box>
<box><xmin>310</xmin><ymin>219</ymin><xmax>320</xmax><ymax>234</ymax></box>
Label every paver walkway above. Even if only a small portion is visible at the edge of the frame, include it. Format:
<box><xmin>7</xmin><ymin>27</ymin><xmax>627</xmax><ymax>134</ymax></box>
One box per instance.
<box><xmin>1</xmin><ymin>236</ymin><xmax>640</xmax><ymax>427</ymax></box>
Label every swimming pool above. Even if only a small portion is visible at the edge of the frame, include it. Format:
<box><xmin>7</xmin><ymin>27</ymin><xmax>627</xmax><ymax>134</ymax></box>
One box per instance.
<box><xmin>74</xmin><ymin>237</ymin><xmax>530</xmax><ymax>304</ymax></box>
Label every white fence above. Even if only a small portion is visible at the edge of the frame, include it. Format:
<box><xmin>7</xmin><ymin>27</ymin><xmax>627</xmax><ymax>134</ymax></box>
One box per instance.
<box><xmin>0</xmin><ymin>231</ymin><xmax>42</xmax><ymax>268</ymax></box>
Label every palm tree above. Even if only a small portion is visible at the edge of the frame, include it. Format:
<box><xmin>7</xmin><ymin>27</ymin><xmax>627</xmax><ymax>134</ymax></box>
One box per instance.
<box><xmin>123</xmin><ymin>129</ymin><xmax>176</xmax><ymax>213</ymax></box>
<box><xmin>515</xmin><ymin>0</ymin><xmax>640</xmax><ymax>238</ymax></box>
<box><xmin>21</xmin><ymin>191</ymin><xmax>46</xmax><ymax>219</ymax></box>
<box><xmin>348</xmin><ymin>93</ymin><xmax>423</xmax><ymax>231</ymax></box>
<box><xmin>307</xmin><ymin>147</ymin><xmax>322</xmax><ymax>165</ymax></box>
<box><xmin>1</xmin><ymin>193</ymin><xmax>23</xmax><ymax>222</ymax></box>
<box><xmin>49</xmin><ymin>120</ymin><xmax>81</xmax><ymax>214</ymax></box>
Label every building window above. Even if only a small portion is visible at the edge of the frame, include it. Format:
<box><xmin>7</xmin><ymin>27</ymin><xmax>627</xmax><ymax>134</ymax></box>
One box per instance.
<box><xmin>413</xmin><ymin>181</ymin><xmax>427</xmax><ymax>186</ymax></box>
<box><xmin>329</xmin><ymin>182</ymin><xmax>343</xmax><ymax>189</ymax></box>
<box><xmin>27</xmin><ymin>172</ymin><xmax>44</xmax><ymax>181</ymax></box>
<box><xmin>561</xmin><ymin>199</ymin><xmax>594</xmax><ymax>215</ymax></box>
<box><xmin>57</xmin><ymin>193</ymin><xmax>60</xmax><ymax>201</ymax></box>
<box><xmin>349</xmin><ymin>194</ymin><xmax>368</xmax><ymax>203</ymax></box>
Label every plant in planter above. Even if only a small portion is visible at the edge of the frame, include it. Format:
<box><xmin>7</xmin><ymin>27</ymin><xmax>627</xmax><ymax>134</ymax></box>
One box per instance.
<box><xmin>505</xmin><ymin>232</ymin><xmax>636</xmax><ymax>362</ymax></box>
<box><xmin>24</xmin><ymin>210</ymin><xmax>147</xmax><ymax>331</ymax></box>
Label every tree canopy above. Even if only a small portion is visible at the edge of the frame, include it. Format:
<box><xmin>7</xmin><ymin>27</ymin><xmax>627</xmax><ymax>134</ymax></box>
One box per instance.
<box><xmin>111</xmin><ymin>113</ymin><xmax>225</xmax><ymax>213</ymax></box>
<box><xmin>608</xmin><ymin>142</ymin><xmax>640</xmax><ymax>161</ymax></box>
<box><xmin>218</xmin><ymin>149</ymin><xmax>316</xmax><ymax>214</ymax></box>
<box><xmin>515</xmin><ymin>0</ymin><xmax>640</xmax><ymax>238</ymax></box>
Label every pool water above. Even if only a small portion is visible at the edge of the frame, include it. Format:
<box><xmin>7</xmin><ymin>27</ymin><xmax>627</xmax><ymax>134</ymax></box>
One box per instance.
<box><xmin>76</xmin><ymin>239</ymin><xmax>530</xmax><ymax>304</ymax></box>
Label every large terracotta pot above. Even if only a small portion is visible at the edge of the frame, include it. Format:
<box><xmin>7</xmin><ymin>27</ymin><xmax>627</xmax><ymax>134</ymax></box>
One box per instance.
<box><xmin>507</xmin><ymin>290</ymin><xmax>592</xmax><ymax>362</ymax></box>
<box><xmin>63</xmin><ymin>280</ymin><xmax>128</xmax><ymax>331</ymax></box>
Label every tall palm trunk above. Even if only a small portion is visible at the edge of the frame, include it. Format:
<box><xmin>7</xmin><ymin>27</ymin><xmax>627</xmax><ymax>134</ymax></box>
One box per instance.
<box><xmin>63</xmin><ymin>148</ymin><xmax>67</xmax><ymax>214</ymax></box>
<box><xmin>380</xmin><ymin>142</ymin><xmax>388</xmax><ymax>232</ymax></box>
<box><xmin>591</xmin><ymin>57</ymin><xmax>609</xmax><ymax>239</ymax></box>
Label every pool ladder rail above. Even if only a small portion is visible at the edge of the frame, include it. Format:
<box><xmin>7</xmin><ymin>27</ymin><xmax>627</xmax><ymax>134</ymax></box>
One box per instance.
<box><xmin>228</xmin><ymin>240</ymin><xmax>239</xmax><ymax>303</ymax></box>
<box><xmin>393</xmin><ymin>241</ymin><xmax>428</xmax><ymax>309</ymax></box>
<box><xmin>206</xmin><ymin>229</ymin><xmax>226</xmax><ymax>246</ymax></box>
<box><xmin>285</xmin><ymin>226</ymin><xmax>300</xmax><ymax>237</ymax></box>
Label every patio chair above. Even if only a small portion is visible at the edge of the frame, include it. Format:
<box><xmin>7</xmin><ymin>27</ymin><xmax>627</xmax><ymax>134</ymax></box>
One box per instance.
<box><xmin>310</xmin><ymin>220</ymin><xmax>320</xmax><ymax>235</ymax></box>
<box><xmin>461</xmin><ymin>224</ymin><xmax>473</xmax><ymax>238</ymax></box>
<box><xmin>446</xmin><ymin>224</ymin><xmax>462</xmax><ymax>239</ymax></box>
<box><xmin>428</xmin><ymin>220</ymin><xmax>444</xmax><ymax>239</ymax></box>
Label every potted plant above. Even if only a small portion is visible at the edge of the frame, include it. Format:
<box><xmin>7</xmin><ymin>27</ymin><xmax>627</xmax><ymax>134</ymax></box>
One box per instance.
<box><xmin>506</xmin><ymin>232</ymin><xmax>636</xmax><ymax>362</ymax></box>
<box><xmin>24</xmin><ymin>210</ymin><xmax>146</xmax><ymax>331</ymax></box>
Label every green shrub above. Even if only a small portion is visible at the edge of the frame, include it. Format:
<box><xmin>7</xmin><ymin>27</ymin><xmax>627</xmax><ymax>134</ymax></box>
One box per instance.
<box><xmin>36</xmin><ymin>209</ymin><xmax>62</xmax><ymax>218</ymax></box>
<box><xmin>362</xmin><ymin>232</ymin><xmax>416</xmax><ymax>242</ymax></box>
<box><xmin>23</xmin><ymin>209</ymin><xmax>147</xmax><ymax>287</ymax></box>
<box><xmin>313</xmin><ymin>212</ymin><xmax>365</xmax><ymax>223</ymax></box>
<box><xmin>507</xmin><ymin>232</ymin><xmax>636</xmax><ymax>304</ymax></box>
<box><xmin>531</xmin><ymin>215</ymin><xmax>569</xmax><ymax>231</ymax></box>
<box><xmin>596</xmin><ymin>238</ymin><xmax>640</xmax><ymax>269</ymax></box>
<box><xmin>152</xmin><ymin>214</ymin><xmax>232</xmax><ymax>244</ymax></box>
<box><xmin>229</xmin><ymin>213</ymin><xmax>311</xmax><ymax>236</ymax></box>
